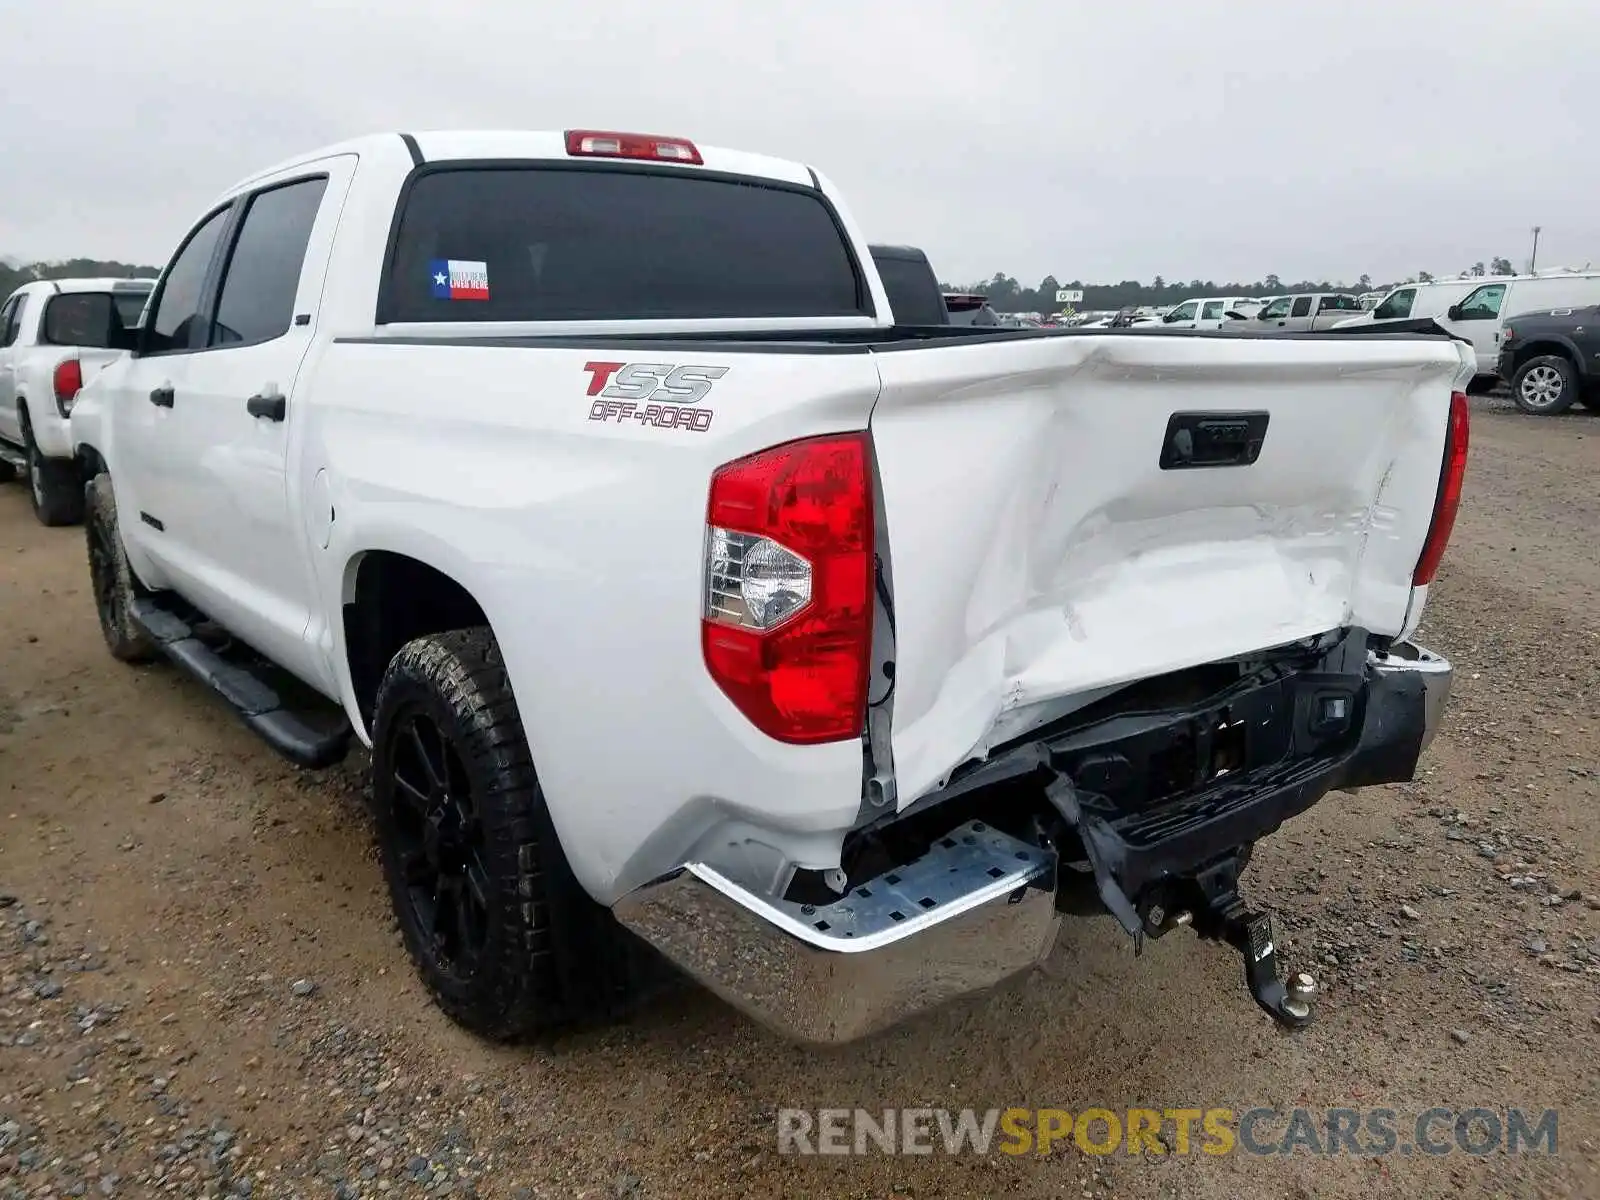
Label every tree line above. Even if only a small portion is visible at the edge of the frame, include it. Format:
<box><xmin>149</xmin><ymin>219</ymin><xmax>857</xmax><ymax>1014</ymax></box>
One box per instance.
<box><xmin>940</xmin><ymin>257</ymin><xmax>1521</xmax><ymax>313</ymax></box>
<box><xmin>0</xmin><ymin>258</ymin><xmax>161</xmax><ymax>301</ymax></box>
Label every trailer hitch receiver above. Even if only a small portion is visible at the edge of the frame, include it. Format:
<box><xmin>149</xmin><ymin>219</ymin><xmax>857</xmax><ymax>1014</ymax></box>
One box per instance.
<box><xmin>1045</xmin><ymin>774</ymin><xmax>1317</xmax><ymax>1031</ymax></box>
<box><xmin>1189</xmin><ymin>855</ymin><xmax>1316</xmax><ymax>1029</ymax></box>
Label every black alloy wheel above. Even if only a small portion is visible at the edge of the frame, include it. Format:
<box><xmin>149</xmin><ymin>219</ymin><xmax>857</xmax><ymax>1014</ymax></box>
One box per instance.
<box><xmin>385</xmin><ymin>704</ymin><xmax>493</xmax><ymax>981</ymax></box>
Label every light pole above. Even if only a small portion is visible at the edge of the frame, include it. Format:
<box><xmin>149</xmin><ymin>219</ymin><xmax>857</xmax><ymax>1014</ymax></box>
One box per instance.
<box><xmin>1529</xmin><ymin>226</ymin><xmax>1542</xmax><ymax>273</ymax></box>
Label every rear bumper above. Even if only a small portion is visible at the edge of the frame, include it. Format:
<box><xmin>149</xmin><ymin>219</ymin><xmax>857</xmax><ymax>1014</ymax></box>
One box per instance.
<box><xmin>614</xmin><ymin>818</ymin><xmax>1061</xmax><ymax>1043</ymax></box>
<box><xmin>613</xmin><ymin>640</ymin><xmax>1451</xmax><ymax>1044</ymax></box>
<box><xmin>1066</xmin><ymin>640</ymin><xmax>1452</xmax><ymax>900</ymax></box>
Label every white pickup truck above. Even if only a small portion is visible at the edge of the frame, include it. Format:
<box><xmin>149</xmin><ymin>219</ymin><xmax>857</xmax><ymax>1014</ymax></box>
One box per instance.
<box><xmin>0</xmin><ymin>277</ymin><xmax>153</xmax><ymax>524</ymax></box>
<box><xmin>71</xmin><ymin>129</ymin><xmax>1470</xmax><ymax>1045</ymax></box>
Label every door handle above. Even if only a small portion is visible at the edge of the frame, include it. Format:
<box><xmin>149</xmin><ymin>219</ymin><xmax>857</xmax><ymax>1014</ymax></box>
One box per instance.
<box><xmin>149</xmin><ymin>384</ymin><xmax>174</xmax><ymax>408</ymax></box>
<box><xmin>247</xmin><ymin>392</ymin><xmax>286</xmax><ymax>421</ymax></box>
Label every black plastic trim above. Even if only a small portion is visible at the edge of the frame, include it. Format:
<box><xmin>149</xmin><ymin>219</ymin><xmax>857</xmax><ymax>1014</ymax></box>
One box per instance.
<box><xmin>333</xmin><ymin>322</ymin><xmax>1468</xmax><ymax>357</ymax></box>
<box><xmin>398</xmin><ymin>132</ymin><xmax>424</xmax><ymax>167</ymax></box>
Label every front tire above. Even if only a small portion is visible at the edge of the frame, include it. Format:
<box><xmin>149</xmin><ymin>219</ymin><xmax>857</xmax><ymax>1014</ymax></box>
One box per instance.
<box><xmin>371</xmin><ymin>627</ymin><xmax>660</xmax><ymax>1040</ymax></box>
<box><xmin>21</xmin><ymin>412</ymin><xmax>85</xmax><ymax>526</ymax></box>
<box><xmin>84</xmin><ymin>474</ymin><xmax>157</xmax><ymax>663</ymax></box>
<box><xmin>1510</xmin><ymin>354</ymin><xmax>1578</xmax><ymax>415</ymax></box>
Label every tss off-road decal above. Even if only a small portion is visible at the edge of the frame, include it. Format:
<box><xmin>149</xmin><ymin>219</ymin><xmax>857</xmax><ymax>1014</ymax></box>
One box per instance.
<box><xmin>583</xmin><ymin>361</ymin><xmax>728</xmax><ymax>433</ymax></box>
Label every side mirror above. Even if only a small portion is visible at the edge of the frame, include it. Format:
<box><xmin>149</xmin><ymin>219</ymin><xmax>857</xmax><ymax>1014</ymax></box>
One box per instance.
<box><xmin>1445</xmin><ymin>304</ymin><xmax>1463</xmax><ymax>321</ymax></box>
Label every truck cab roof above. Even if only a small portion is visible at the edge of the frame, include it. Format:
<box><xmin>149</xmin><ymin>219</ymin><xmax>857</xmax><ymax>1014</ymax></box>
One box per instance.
<box><xmin>5</xmin><ymin>277</ymin><xmax>154</xmax><ymax>299</ymax></box>
<box><xmin>222</xmin><ymin>130</ymin><xmax>818</xmax><ymax>202</ymax></box>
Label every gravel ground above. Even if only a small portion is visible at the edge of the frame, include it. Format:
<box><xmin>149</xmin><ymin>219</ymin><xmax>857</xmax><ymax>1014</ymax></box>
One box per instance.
<box><xmin>1</xmin><ymin>399</ymin><xmax>1597</xmax><ymax>1199</ymax></box>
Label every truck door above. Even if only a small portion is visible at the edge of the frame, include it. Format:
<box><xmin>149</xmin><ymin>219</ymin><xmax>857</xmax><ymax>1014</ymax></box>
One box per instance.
<box><xmin>0</xmin><ymin>293</ymin><xmax>30</xmax><ymax>443</ymax></box>
<box><xmin>1254</xmin><ymin>296</ymin><xmax>1292</xmax><ymax>329</ymax></box>
<box><xmin>157</xmin><ymin>156</ymin><xmax>356</xmax><ymax>690</ymax></box>
<box><xmin>1197</xmin><ymin>299</ymin><xmax>1226</xmax><ymax>330</ymax></box>
<box><xmin>1447</xmin><ymin>282</ymin><xmax>1507</xmax><ymax>374</ymax></box>
<box><xmin>1283</xmin><ymin>295</ymin><xmax>1314</xmax><ymax>330</ymax></box>
<box><xmin>1162</xmin><ymin>300</ymin><xmax>1199</xmax><ymax>329</ymax></box>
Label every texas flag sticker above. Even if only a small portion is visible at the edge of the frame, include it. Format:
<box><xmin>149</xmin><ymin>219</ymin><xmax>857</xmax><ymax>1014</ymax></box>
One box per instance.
<box><xmin>429</xmin><ymin>259</ymin><xmax>490</xmax><ymax>301</ymax></box>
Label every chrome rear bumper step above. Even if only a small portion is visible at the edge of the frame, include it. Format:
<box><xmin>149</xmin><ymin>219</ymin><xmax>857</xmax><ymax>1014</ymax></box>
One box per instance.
<box><xmin>614</xmin><ymin>820</ymin><xmax>1060</xmax><ymax>1043</ymax></box>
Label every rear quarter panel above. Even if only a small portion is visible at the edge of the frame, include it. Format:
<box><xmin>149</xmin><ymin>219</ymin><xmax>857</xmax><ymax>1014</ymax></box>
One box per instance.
<box><xmin>301</xmin><ymin>338</ymin><xmax>883</xmax><ymax>902</ymax></box>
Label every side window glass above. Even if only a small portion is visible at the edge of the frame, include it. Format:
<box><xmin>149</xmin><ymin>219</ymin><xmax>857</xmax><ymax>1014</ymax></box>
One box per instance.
<box><xmin>1457</xmin><ymin>284</ymin><xmax>1505</xmax><ymax>320</ymax></box>
<box><xmin>1373</xmin><ymin>289</ymin><xmax>1414</xmax><ymax>319</ymax></box>
<box><xmin>1261</xmin><ymin>298</ymin><xmax>1291</xmax><ymax>319</ymax></box>
<box><xmin>0</xmin><ymin>298</ymin><xmax>16</xmax><ymax>347</ymax></box>
<box><xmin>147</xmin><ymin>207</ymin><xmax>231</xmax><ymax>355</ymax></box>
<box><xmin>210</xmin><ymin>177</ymin><xmax>328</xmax><ymax>347</ymax></box>
<box><xmin>5</xmin><ymin>295</ymin><xmax>31</xmax><ymax>347</ymax></box>
<box><xmin>1290</xmin><ymin>296</ymin><xmax>1313</xmax><ymax>318</ymax></box>
<box><xmin>1201</xmin><ymin>301</ymin><xmax>1224</xmax><ymax>320</ymax></box>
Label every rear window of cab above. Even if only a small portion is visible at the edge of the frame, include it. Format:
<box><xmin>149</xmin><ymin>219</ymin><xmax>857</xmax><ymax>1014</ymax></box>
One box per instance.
<box><xmin>379</xmin><ymin>165</ymin><xmax>870</xmax><ymax>323</ymax></box>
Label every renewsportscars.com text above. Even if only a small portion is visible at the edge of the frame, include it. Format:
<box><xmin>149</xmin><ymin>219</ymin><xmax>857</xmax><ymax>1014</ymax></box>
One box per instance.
<box><xmin>777</xmin><ymin>1106</ymin><xmax>1558</xmax><ymax>1158</ymax></box>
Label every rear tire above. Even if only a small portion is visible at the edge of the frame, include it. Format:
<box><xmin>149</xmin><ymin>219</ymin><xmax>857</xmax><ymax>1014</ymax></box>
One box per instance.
<box><xmin>1510</xmin><ymin>354</ymin><xmax>1578</xmax><ymax>415</ymax></box>
<box><xmin>21</xmin><ymin>412</ymin><xmax>84</xmax><ymax>526</ymax></box>
<box><xmin>371</xmin><ymin>627</ymin><xmax>662</xmax><ymax>1040</ymax></box>
<box><xmin>84</xmin><ymin>474</ymin><xmax>157</xmax><ymax>663</ymax></box>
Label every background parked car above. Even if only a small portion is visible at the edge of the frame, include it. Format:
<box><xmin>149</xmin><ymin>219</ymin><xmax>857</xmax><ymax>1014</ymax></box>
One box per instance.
<box><xmin>868</xmin><ymin>244</ymin><xmax>950</xmax><ymax>326</ymax></box>
<box><xmin>0</xmin><ymin>277</ymin><xmax>153</xmax><ymax>524</ymax></box>
<box><xmin>1333</xmin><ymin>278</ymin><xmax>1483</xmax><ymax>329</ymax></box>
<box><xmin>944</xmin><ymin>292</ymin><xmax>1002</xmax><ymax>326</ymax></box>
<box><xmin>1161</xmin><ymin>295</ymin><xmax>1259</xmax><ymax>330</ymax></box>
<box><xmin>1497</xmin><ymin>303</ymin><xmax>1600</xmax><ymax>415</ymax></box>
<box><xmin>1226</xmin><ymin>292</ymin><xmax>1364</xmax><ymax>332</ymax></box>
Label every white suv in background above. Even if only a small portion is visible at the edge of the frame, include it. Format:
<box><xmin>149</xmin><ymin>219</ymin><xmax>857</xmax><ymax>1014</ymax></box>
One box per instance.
<box><xmin>0</xmin><ymin>277</ymin><xmax>153</xmax><ymax>524</ymax></box>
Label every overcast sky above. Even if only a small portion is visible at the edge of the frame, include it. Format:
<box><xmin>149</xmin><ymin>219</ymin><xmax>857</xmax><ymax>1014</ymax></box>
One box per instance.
<box><xmin>2</xmin><ymin>0</ymin><xmax>1593</xmax><ymax>287</ymax></box>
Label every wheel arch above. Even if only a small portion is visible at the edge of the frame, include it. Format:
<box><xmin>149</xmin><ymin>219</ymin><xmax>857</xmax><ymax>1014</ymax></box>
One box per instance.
<box><xmin>76</xmin><ymin>441</ymin><xmax>108</xmax><ymax>480</ymax></box>
<box><xmin>1509</xmin><ymin>338</ymin><xmax>1583</xmax><ymax>376</ymax></box>
<box><xmin>340</xmin><ymin>548</ymin><xmax>493</xmax><ymax>734</ymax></box>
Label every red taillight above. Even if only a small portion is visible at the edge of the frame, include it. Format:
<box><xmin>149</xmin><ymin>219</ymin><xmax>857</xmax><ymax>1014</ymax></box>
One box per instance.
<box><xmin>1412</xmin><ymin>390</ymin><xmax>1470</xmax><ymax>586</ymax></box>
<box><xmin>702</xmin><ymin>433</ymin><xmax>875</xmax><ymax>744</ymax></box>
<box><xmin>53</xmin><ymin>358</ymin><xmax>83</xmax><ymax>416</ymax></box>
<box><xmin>564</xmin><ymin>129</ymin><xmax>703</xmax><ymax>165</ymax></box>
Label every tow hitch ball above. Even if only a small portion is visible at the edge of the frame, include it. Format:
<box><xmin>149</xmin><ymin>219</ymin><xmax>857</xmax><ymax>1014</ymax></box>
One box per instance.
<box><xmin>1149</xmin><ymin>857</ymin><xmax>1318</xmax><ymax>1030</ymax></box>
